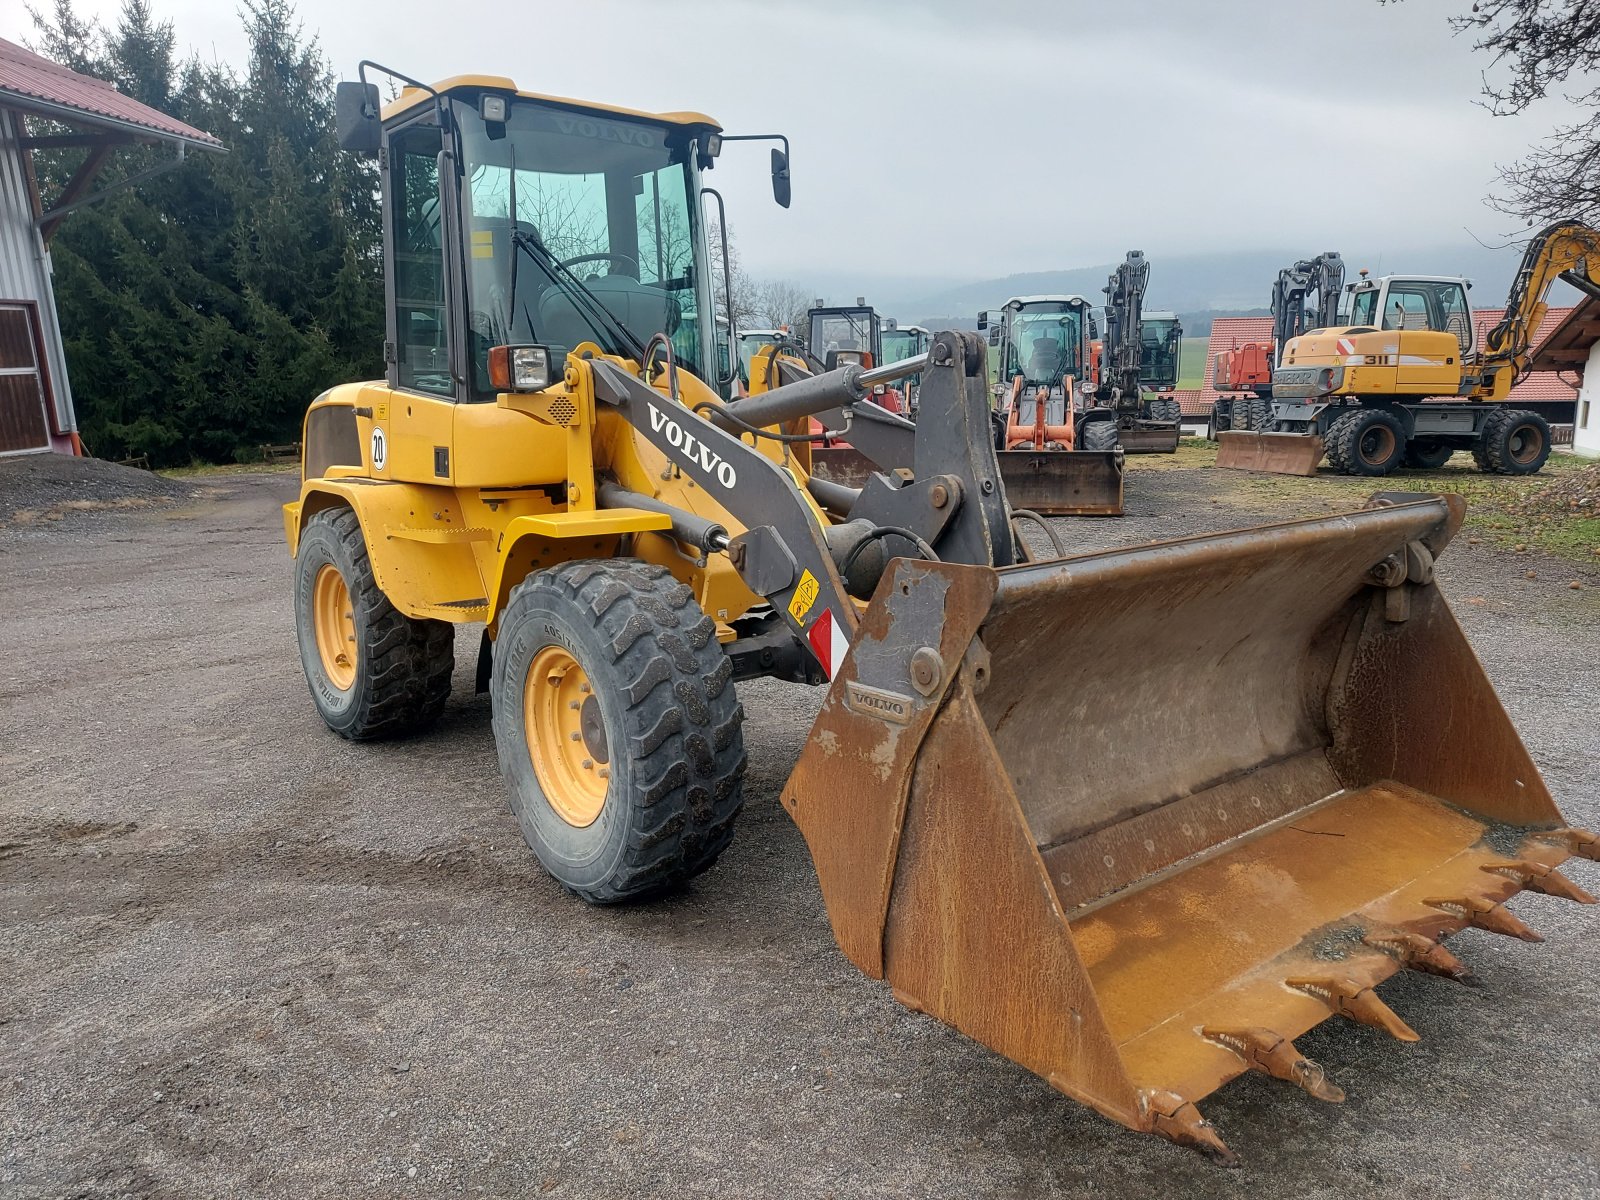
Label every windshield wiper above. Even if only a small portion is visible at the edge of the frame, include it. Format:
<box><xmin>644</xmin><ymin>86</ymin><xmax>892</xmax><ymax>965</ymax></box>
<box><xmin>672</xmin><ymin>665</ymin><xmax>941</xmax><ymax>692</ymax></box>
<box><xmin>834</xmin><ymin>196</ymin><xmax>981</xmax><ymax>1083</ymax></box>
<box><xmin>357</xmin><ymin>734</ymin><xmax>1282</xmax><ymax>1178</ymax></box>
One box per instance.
<box><xmin>510</xmin><ymin>228</ymin><xmax>649</xmax><ymax>363</ymax></box>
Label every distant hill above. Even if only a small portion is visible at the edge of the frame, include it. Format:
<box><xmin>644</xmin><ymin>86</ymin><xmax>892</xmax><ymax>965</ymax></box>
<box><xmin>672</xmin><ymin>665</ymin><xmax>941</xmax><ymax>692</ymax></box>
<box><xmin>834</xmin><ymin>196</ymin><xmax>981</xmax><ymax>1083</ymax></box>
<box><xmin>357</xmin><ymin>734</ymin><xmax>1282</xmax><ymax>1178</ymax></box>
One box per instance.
<box><xmin>888</xmin><ymin>242</ymin><xmax>1581</xmax><ymax>329</ymax></box>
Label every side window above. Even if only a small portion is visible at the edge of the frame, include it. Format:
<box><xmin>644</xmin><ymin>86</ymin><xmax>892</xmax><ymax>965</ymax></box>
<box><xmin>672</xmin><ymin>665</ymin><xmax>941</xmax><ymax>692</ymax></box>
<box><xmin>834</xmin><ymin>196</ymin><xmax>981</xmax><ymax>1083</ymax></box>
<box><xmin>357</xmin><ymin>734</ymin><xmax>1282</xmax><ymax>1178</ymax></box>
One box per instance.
<box><xmin>391</xmin><ymin>125</ymin><xmax>451</xmax><ymax>396</ymax></box>
<box><xmin>1439</xmin><ymin>283</ymin><xmax>1472</xmax><ymax>351</ymax></box>
<box><xmin>1383</xmin><ymin>287</ymin><xmax>1430</xmax><ymax>331</ymax></box>
<box><xmin>1350</xmin><ymin>290</ymin><xmax>1377</xmax><ymax>327</ymax></box>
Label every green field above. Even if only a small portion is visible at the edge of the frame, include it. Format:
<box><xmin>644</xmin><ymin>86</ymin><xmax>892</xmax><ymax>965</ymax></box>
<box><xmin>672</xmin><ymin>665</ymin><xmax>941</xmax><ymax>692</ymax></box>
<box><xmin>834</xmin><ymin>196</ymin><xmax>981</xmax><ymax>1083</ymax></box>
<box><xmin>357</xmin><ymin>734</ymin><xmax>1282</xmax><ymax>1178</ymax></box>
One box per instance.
<box><xmin>1177</xmin><ymin>337</ymin><xmax>1209</xmax><ymax>390</ymax></box>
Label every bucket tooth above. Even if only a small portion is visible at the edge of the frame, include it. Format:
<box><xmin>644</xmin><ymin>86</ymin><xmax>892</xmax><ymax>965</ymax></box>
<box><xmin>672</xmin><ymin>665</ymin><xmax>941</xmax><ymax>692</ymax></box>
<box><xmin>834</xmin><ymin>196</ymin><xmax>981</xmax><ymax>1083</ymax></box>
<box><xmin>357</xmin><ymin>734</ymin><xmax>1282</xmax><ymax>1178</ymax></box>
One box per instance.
<box><xmin>1200</xmin><ymin>1027</ymin><xmax>1345</xmax><ymax>1102</ymax></box>
<box><xmin>1426</xmin><ymin>896</ymin><xmax>1544</xmax><ymax>942</ymax></box>
<box><xmin>1363</xmin><ymin>931</ymin><xmax>1476</xmax><ymax>986</ymax></box>
<box><xmin>1286</xmin><ymin>975</ymin><xmax>1420</xmax><ymax>1042</ymax></box>
<box><xmin>1482</xmin><ymin>860</ymin><xmax>1598</xmax><ymax>905</ymax></box>
<box><xmin>1542</xmin><ymin>827</ymin><xmax>1600</xmax><ymax>863</ymax></box>
<box><xmin>1141</xmin><ymin>1090</ymin><xmax>1238</xmax><ymax>1167</ymax></box>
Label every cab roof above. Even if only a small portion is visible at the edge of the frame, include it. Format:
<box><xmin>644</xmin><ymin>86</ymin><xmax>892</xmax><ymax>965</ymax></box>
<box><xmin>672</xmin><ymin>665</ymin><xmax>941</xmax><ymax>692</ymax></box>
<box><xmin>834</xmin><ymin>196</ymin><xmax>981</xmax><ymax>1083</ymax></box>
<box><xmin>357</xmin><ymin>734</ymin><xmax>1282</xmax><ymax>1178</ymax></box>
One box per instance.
<box><xmin>383</xmin><ymin>74</ymin><xmax>721</xmax><ymax>130</ymax></box>
<box><xmin>1004</xmin><ymin>295</ymin><xmax>1092</xmax><ymax>309</ymax></box>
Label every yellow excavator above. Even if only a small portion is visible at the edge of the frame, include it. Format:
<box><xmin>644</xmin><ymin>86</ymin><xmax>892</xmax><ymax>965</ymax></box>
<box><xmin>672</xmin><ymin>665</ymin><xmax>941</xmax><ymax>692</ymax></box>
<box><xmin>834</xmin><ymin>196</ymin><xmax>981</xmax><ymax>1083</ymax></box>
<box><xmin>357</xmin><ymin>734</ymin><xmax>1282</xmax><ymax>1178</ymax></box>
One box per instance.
<box><xmin>285</xmin><ymin>67</ymin><xmax>1596</xmax><ymax>1164</ymax></box>
<box><xmin>1219</xmin><ymin>222</ymin><xmax>1600</xmax><ymax>476</ymax></box>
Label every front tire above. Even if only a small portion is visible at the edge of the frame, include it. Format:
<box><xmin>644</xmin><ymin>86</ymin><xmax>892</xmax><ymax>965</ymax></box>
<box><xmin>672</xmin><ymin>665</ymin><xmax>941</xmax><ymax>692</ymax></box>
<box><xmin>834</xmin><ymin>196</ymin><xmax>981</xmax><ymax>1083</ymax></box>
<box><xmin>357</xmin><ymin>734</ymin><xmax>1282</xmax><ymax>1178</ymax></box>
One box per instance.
<box><xmin>491</xmin><ymin>559</ymin><xmax>746</xmax><ymax>904</ymax></box>
<box><xmin>1331</xmin><ymin>408</ymin><xmax>1406</xmax><ymax>476</ymax></box>
<box><xmin>1082</xmin><ymin>418</ymin><xmax>1120</xmax><ymax>452</ymax></box>
<box><xmin>294</xmin><ymin>507</ymin><xmax>454</xmax><ymax>739</ymax></box>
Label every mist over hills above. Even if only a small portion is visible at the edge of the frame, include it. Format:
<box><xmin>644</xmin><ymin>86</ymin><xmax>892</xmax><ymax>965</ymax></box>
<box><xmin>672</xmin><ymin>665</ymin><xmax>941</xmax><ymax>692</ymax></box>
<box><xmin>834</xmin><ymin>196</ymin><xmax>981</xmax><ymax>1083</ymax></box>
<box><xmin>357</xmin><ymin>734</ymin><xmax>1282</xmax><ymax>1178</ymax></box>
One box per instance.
<box><xmin>799</xmin><ymin>242</ymin><xmax>1577</xmax><ymax>332</ymax></box>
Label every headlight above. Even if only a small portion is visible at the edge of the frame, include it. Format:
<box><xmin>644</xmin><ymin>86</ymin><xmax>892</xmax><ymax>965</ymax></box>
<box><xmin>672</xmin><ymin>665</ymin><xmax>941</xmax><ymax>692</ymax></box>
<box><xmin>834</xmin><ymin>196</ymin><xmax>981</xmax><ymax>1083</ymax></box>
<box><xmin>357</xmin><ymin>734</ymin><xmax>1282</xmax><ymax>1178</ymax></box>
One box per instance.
<box><xmin>489</xmin><ymin>344</ymin><xmax>554</xmax><ymax>392</ymax></box>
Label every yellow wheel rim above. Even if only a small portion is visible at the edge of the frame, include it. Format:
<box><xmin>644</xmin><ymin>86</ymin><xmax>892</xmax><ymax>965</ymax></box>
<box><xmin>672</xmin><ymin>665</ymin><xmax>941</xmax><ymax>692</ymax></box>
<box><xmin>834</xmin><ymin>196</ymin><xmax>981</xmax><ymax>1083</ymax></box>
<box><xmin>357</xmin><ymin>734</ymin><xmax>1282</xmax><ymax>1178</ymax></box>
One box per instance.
<box><xmin>313</xmin><ymin>564</ymin><xmax>358</xmax><ymax>691</ymax></box>
<box><xmin>525</xmin><ymin>645</ymin><xmax>609</xmax><ymax>828</ymax></box>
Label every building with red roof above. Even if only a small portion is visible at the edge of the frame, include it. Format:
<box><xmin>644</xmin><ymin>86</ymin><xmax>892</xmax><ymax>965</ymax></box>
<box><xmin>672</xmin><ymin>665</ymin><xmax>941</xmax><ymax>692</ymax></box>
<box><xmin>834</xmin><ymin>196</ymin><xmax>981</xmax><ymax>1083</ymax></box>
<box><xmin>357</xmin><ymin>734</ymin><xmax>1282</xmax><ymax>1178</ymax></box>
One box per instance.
<box><xmin>0</xmin><ymin>37</ymin><xmax>220</xmax><ymax>456</ymax></box>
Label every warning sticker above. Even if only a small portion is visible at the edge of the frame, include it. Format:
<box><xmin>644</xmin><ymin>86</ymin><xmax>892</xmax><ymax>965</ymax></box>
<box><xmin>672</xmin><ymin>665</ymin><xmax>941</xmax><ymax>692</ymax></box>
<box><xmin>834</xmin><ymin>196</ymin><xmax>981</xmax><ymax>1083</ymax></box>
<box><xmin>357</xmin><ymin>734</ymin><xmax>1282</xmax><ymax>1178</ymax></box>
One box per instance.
<box><xmin>788</xmin><ymin>569</ymin><xmax>820</xmax><ymax>623</ymax></box>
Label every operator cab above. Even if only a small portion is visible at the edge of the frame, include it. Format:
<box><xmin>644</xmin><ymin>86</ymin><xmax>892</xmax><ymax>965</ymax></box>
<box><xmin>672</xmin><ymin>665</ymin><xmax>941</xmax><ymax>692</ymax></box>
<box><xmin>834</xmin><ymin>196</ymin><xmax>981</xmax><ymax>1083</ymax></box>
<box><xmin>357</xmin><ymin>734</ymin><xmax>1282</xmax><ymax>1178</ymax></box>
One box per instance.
<box><xmin>1341</xmin><ymin>274</ymin><xmax>1475</xmax><ymax>354</ymax></box>
<box><xmin>981</xmin><ymin>296</ymin><xmax>1094</xmax><ymax>388</ymax></box>
<box><xmin>807</xmin><ymin>302</ymin><xmax>880</xmax><ymax>370</ymax></box>
<box><xmin>1139</xmin><ymin>311</ymin><xmax>1183</xmax><ymax>390</ymax></box>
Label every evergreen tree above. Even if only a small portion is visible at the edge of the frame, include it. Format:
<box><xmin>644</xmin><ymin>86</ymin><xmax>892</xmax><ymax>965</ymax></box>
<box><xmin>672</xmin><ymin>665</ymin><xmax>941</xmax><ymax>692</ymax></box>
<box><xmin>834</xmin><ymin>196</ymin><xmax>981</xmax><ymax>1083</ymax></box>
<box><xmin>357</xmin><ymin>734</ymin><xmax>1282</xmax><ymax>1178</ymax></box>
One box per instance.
<box><xmin>27</xmin><ymin>0</ymin><xmax>384</xmax><ymax>466</ymax></box>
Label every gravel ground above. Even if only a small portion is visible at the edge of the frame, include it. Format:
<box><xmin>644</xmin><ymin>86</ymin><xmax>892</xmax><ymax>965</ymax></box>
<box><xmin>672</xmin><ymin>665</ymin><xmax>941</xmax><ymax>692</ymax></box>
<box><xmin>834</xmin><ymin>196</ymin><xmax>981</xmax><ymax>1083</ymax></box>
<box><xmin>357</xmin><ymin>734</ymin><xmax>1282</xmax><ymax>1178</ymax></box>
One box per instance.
<box><xmin>1</xmin><ymin>467</ymin><xmax>1596</xmax><ymax>1199</ymax></box>
<box><xmin>0</xmin><ymin>454</ymin><xmax>199</xmax><ymax>527</ymax></box>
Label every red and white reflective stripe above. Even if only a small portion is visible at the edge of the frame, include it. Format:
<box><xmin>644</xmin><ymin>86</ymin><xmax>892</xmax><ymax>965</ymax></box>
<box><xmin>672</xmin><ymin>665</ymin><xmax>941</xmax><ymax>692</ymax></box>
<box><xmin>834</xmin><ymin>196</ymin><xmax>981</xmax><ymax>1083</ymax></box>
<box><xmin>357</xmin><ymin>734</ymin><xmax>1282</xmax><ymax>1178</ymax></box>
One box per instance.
<box><xmin>805</xmin><ymin>608</ymin><xmax>852</xmax><ymax>680</ymax></box>
<box><xmin>1336</xmin><ymin>338</ymin><xmax>1355</xmax><ymax>356</ymax></box>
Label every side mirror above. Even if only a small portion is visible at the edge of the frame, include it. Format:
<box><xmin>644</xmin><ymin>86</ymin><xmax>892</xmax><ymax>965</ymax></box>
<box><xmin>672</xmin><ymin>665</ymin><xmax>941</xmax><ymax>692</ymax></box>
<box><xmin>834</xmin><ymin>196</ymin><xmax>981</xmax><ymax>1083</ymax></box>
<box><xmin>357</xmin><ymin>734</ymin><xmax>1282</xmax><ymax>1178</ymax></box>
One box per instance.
<box><xmin>770</xmin><ymin>148</ymin><xmax>791</xmax><ymax>209</ymax></box>
<box><xmin>336</xmin><ymin>81</ymin><xmax>382</xmax><ymax>154</ymax></box>
<box><xmin>976</xmin><ymin>311</ymin><xmax>988</xmax><ymax>331</ymax></box>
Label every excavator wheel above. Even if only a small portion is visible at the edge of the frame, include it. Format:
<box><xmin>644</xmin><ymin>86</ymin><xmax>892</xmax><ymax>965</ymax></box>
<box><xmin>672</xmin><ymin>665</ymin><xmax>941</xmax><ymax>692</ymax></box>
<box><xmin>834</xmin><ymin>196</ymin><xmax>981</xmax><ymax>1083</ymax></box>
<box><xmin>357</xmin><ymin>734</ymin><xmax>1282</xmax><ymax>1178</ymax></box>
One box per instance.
<box><xmin>1146</xmin><ymin>398</ymin><xmax>1183</xmax><ymax>424</ymax></box>
<box><xmin>293</xmin><ymin>507</ymin><xmax>454</xmax><ymax>740</ymax></box>
<box><xmin>1083</xmin><ymin>419</ymin><xmax>1120</xmax><ymax>452</ymax></box>
<box><xmin>1245</xmin><ymin>397</ymin><xmax>1272</xmax><ymax>433</ymax></box>
<box><xmin>491</xmin><ymin>558</ymin><xmax>746</xmax><ymax>904</ymax></box>
<box><xmin>1477</xmin><ymin>408</ymin><xmax>1552</xmax><ymax>476</ymax></box>
<box><xmin>1403</xmin><ymin>439</ymin><xmax>1455</xmax><ymax>470</ymax></box>
<box><xmin>1331</xmin><ymin>409</ymin><xmax>1406</xmax><ymax>476</ymax></box>
<box><xmin>1323</xmin><ymin>413</ymin><xmax>1355</xmax><ymax>472</ymax></box>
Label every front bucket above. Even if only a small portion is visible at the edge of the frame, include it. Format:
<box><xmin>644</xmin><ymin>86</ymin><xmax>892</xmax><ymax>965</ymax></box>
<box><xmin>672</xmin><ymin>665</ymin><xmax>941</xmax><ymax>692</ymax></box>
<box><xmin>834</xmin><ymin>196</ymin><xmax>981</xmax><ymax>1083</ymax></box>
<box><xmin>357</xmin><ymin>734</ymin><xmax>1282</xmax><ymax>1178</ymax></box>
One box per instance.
<box><xmin>781</xmin><ymin>495</ymin><xmax>1593</xmax><ymax>1163</ymax></box>
<box><xmin>1119</xmin><ymin>423</ymin><xmax>1181</xmax><ymax>454</ymax></box>
<box><xmin>998</xmin><ymin>449</ymin><xmax>1124</xmax><ymax>516</ymax></box>
<box><xmin>809</xmin><ymin>445</ymin><xmax>876</xmax><ymax>488</ymax></box>
<box><xmin>1216</xmin><ymin>429</ymin><xmax>1325</xmax><ymax>475</ymax></box>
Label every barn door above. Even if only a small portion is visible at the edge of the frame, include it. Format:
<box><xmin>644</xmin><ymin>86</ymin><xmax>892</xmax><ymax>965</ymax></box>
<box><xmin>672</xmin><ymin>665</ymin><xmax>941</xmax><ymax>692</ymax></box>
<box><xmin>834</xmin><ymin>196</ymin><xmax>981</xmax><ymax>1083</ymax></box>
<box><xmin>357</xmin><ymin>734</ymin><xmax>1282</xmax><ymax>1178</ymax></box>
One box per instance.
<box><xmin>0</xmin><ymin>303</ymin><xmax>52</xmax><ymax>455</ymax></box>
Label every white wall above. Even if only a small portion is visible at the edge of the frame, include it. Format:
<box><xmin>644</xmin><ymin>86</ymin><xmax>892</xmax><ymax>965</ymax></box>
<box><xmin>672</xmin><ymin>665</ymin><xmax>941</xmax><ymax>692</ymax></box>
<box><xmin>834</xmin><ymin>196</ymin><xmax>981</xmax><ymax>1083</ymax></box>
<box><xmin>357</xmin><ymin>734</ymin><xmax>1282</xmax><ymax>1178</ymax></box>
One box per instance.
<box><xmin>1576</xmin><ymin>341</ymin><xmax>1600</xmax><ymax>459</ymax></box>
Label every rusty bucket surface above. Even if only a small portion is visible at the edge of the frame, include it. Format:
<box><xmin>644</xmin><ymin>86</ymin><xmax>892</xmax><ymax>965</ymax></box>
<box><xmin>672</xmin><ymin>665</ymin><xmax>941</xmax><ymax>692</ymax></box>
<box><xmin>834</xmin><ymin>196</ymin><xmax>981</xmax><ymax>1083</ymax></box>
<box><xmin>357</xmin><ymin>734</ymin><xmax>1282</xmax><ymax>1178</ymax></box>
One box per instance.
<box><xmin>1118</xmin><ymin>422</ymin><xmax>1181</xmax><ymax>454</ymax></box>
<box><xmin>781</xmin><ymin>495</ymin><xmax>1594</xmax><ymax>1164</ymax></box>
<box><xmin>1216</xmin><ymin>429</ymin><xmax>1326</xmax><ymax>475</ymax></box>
<box><xmin>998</xmin><ymin>449</ymin><xmax>1124</xmax><ymax>516</ymax></box>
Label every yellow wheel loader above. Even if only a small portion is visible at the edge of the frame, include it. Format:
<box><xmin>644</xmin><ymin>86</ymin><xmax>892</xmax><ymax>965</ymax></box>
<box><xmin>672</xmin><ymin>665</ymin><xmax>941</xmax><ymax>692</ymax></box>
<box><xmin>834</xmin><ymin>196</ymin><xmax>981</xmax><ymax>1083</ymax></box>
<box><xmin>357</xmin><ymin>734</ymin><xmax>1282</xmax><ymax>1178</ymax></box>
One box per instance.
<box><xmin>285</xmin><ymin>68</ymin><xmax>1597</xmax><ymax>1164</ymax></box>
<box><xmin>1221</xmin><ymin>223</ymin><xmax>1600</xmax><ymax>476</ymax></box>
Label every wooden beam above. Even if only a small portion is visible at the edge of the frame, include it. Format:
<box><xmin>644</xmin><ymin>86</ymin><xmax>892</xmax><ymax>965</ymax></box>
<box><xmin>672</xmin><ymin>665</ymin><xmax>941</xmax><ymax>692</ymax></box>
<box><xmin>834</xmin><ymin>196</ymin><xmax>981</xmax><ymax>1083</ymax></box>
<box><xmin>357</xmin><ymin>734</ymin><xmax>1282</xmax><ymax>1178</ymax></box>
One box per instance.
<box><xmin>37</xmin><ymin>143</ymin><xmax>113</xmax><ymax>245</ymax></box>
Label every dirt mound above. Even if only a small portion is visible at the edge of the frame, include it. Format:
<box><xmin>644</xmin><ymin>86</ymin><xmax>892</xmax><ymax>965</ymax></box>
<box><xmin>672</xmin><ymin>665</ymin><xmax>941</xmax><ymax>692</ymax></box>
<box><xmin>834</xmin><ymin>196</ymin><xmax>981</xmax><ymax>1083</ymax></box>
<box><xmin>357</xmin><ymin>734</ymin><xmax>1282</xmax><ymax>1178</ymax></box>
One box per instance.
<box><xmin>1515</xmin><ymin>462</ymin><xmax>1600</xmax><ymax>516</ymax></box>
<box><xmin>0</xmin><ymin>452</ymin><xmax>197</xmax><ymax>525</ymax></box>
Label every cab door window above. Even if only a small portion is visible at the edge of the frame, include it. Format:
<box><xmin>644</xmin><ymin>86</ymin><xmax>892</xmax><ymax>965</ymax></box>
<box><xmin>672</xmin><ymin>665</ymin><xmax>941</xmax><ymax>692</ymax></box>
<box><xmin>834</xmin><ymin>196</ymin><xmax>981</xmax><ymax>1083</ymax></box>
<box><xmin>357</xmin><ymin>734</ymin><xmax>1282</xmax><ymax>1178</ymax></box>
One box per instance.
<box><xmin>390</xmin><ymin>124</ymin><xmax>452</xmax><ymax>396</ymax></box>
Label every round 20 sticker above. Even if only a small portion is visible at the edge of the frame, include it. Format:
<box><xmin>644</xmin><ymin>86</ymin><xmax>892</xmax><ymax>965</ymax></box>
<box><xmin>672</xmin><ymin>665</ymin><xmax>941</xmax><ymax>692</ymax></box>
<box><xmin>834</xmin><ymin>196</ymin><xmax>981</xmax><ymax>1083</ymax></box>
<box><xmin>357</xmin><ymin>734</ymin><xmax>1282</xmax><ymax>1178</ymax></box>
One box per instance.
<box><xmin>370</xmin><ymin>426</ymin><xmax>387</xmax><ymax>471</ymax></box>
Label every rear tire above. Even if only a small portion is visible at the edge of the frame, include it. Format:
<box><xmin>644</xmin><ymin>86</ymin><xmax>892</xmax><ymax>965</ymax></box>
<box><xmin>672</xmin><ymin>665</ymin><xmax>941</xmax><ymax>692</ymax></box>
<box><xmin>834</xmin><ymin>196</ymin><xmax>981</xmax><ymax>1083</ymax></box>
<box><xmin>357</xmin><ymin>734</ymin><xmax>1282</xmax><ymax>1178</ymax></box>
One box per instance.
<box><xmin>1331</xmin><ymin>408</ymin><xmax>1406</xmax><ymax>476</ymax></box>
<box><xmin>1082</xmin><ymin>418</ymin><xmax>1120</xmax><ymax>452</ymax></box>
<box><xmin>1245</xmin><ymin>396</ymin><xmax>1271</xmax><ymax>432</ymax></box>
<box><xmin>294</xmin><ymin>507</ymin><xmax>454</xmax><ymax>740</ymax></box>
<box><xmin>491</xmin><ymin>559</ymin><xmax>746</xmax><ymax>904</ymax></box>
<box><xmin>1477</xmin><ymin>408</ymin><xmax>1551</xmax><ymax>475</ymax></box>
<box><xmin>1404</xmin><ymin>439</ymin><xmax>1455</xmax><ymax>470</ymax></box>
<box><xmin>1146</xmin><ymin>397</ymin><xmax>1182</xmax><ymax>423</ymax></box>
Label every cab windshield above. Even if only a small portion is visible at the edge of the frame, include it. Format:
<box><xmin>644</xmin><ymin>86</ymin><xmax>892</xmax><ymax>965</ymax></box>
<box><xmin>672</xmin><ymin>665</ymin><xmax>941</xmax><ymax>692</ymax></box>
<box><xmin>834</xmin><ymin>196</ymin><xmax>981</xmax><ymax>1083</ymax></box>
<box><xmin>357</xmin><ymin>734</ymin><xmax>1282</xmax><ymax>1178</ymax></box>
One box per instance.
<box><xmin>455</xmin><ymin>99</ymin><xmax>713</xmax><ymax>397</ymax></box>
<box><xmin>1007</xmin><ymin>306</ymin><xmax>1084</xmax><ymax>384</ymax></box>
<box><xmin>1140</xmin><ymin>317</ymin><xmax>1181</xmax><ymax>388</ymax></box>
<box><xmin>810</xmin><ymin>310</ymin><xmax>874</xmax><ymax>357</ymax></box>
<box><xmin>881</xmin><ymin>328</ymin><xmax>922</xmax><ymax>362</ymax></box>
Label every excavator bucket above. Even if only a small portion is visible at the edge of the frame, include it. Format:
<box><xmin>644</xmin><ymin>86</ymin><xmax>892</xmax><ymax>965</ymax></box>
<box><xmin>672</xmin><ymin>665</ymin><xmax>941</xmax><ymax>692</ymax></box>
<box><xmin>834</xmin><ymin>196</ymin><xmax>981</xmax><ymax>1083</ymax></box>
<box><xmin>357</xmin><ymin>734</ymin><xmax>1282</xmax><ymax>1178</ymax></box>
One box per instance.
<box><xmin>998</xmin><ymin>449</ymin><xmax>1123</xmax><ymax>516</ymax></box>
<box><xmin>782</xmin><ymin>494</ymin><xmax>1593</xmax><ymax>1164</ymax></box>
<box><xmin>1216</xmin><ymin>429</ymin><xmax>1326</xmax><ymax>475</ymax></box>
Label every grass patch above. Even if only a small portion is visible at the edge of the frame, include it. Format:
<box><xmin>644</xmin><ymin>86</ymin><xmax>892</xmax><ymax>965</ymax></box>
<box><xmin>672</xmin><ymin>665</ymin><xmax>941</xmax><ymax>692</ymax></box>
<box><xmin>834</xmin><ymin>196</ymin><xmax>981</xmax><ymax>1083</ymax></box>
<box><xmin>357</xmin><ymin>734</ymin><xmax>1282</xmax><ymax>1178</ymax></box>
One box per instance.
<box><xmin>1177</xmin><ymin>338</ymin><xmax>1208</xmax><ymax>390</ymax></box>
<box><xmin>1128</xmin><ymin>443</ymin><xmax>1600</xmax><ymax>564</ymax></box>
<box><xmin>160</xmin><ymin>461</ymin><xmax>298</xmax><ymax>478</ymax></box>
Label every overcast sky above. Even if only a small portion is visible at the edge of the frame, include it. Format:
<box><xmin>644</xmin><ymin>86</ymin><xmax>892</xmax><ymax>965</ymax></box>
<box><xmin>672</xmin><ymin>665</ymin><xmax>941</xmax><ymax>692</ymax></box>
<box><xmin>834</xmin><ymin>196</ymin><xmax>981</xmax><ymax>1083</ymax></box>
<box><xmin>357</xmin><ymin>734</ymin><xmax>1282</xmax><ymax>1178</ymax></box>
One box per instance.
<box><xmin>1</xmin><ymin>0</ymin><xmax>1570</xmax><ymax>287</ymax></box>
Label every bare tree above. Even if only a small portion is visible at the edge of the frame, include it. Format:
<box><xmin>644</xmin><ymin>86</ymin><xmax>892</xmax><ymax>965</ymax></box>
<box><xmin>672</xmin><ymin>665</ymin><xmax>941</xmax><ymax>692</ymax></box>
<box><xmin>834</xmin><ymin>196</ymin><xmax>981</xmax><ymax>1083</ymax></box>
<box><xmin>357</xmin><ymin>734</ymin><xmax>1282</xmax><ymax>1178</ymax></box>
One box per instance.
<box><xmin>748</xmin><ymin>278</ymin><xmax>812</xmax><ymax>332</ymax></box>
<box><xmin>1437</xmin><ymin>0</ymin><xmax>1600</xmax><ymax>222</ymax></box>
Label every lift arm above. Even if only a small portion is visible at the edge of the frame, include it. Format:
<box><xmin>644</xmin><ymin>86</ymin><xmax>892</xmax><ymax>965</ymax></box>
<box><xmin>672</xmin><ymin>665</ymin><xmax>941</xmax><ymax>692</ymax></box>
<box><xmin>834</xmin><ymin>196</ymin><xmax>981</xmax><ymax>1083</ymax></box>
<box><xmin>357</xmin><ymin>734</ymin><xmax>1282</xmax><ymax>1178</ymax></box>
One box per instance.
<box><xmin>1480</xmin><ymin>221</ymin><xmax>1600</xmax><ymax>396</ymax></box>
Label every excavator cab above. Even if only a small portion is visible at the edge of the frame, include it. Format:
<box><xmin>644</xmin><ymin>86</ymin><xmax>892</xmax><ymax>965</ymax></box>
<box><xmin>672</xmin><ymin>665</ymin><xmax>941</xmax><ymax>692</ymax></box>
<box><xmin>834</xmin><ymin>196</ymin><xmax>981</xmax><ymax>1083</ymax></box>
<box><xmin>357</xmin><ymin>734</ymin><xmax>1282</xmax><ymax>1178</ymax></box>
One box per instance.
<box><xmin>1139</xmin><ymin>311</ymin><xmax>1183</xmax><ymax>391</ymax></box>
<box><xmin>1346</xmin><ymin>275</ymin><xmax>1475</xmax><ymax>353</ymax></box>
